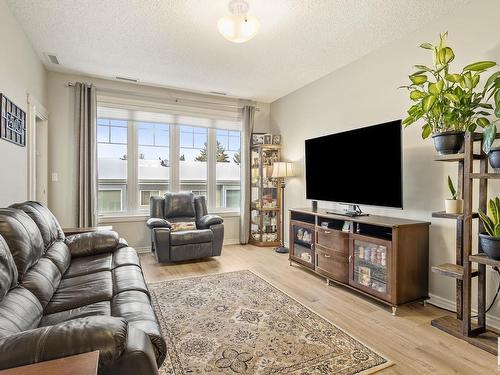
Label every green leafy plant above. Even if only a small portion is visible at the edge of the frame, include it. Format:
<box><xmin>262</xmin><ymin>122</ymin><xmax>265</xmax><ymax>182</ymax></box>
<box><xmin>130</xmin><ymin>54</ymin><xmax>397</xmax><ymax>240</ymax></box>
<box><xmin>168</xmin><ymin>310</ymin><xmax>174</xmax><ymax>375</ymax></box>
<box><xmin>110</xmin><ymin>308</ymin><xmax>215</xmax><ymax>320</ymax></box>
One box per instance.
<box><xmin>401</xmin><ymin>32</ymin><xmax>500</xmax><ymax>142</ymax></box>
<box><xmin>447</xmin><ymin>176</ymin><xmax>458</xmax><ymax>200</ymax></box>
<box><xmin>478</xmin><ymin>198</ymin><xmax>500</xmax><ymax>237</ymax></box>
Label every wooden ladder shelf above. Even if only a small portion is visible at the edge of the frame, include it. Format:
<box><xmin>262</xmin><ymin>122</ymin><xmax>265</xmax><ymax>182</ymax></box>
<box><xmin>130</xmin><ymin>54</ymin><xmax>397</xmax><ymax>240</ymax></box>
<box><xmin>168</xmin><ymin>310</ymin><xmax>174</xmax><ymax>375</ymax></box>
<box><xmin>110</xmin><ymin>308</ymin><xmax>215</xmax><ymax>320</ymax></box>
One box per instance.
<box><xmin>431</xmin><ymin>132</ymin><xmax>500</xmax><ymax>355</ymax></box>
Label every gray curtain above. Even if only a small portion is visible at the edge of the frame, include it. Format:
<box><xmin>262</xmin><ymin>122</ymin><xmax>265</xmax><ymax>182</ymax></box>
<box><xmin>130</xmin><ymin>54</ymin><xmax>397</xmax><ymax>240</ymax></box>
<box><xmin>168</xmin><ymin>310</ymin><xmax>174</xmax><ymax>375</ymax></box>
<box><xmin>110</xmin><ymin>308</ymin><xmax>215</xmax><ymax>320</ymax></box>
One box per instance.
<box><xmin>240</xmin><ymin>105</ymin><xmax>255</xmax><ymax>244</ymax></box>
<box><xmin>75</xmin><ymin>82</ymin><xmax>98</xmax><ymax>227</ymax></box>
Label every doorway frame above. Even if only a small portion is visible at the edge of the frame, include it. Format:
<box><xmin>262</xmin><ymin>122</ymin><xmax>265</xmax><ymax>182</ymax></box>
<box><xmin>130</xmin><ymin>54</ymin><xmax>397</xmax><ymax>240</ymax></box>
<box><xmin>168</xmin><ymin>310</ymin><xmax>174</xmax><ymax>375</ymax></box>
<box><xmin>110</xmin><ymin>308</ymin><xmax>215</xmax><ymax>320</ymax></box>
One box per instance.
<box><xmin>27</xmin><ymin>94</ymin><xmax>49</xmax><ymax>201</ymax></box>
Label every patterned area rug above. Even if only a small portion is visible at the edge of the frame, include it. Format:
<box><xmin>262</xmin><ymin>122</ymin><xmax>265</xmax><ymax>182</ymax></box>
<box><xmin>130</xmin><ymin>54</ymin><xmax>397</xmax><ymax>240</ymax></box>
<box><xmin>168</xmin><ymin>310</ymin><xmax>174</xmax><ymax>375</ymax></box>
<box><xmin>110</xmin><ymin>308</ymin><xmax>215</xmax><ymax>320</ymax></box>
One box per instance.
<box><xmin>149</xmin><ymin>270</ymin><xmax>392</xmax><ymax>374</ymax></box>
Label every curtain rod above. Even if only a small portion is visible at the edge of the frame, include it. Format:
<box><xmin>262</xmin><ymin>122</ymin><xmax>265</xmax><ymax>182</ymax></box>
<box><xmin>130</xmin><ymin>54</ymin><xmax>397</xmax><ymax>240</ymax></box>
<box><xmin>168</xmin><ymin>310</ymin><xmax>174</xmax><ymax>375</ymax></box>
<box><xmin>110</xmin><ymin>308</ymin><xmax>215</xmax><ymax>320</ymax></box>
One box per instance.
<box><xmin>66</xmin><ymin>82</ymin><xmax>260</xmax><ymax>111</ymax></box>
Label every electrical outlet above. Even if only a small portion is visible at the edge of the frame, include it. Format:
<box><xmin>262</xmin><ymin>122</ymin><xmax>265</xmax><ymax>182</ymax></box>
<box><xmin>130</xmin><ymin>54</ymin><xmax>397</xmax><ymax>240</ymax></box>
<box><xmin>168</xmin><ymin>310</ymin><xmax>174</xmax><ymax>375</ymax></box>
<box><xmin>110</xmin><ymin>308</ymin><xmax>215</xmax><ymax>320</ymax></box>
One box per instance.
<box><xmin>51</xmin><ymin>173</ymin><xmax>58</xmax><ymax>182</ymax></box>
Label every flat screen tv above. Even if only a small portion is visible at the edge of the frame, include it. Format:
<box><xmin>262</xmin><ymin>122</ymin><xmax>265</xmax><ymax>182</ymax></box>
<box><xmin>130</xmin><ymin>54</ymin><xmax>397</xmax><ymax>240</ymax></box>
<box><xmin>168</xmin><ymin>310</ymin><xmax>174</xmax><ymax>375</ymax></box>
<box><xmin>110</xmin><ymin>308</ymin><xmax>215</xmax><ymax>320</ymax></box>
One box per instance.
<box><xmin>305</xmin><ymin>120</ymin><xmax>402</xmax><ymax>209</ymax></box>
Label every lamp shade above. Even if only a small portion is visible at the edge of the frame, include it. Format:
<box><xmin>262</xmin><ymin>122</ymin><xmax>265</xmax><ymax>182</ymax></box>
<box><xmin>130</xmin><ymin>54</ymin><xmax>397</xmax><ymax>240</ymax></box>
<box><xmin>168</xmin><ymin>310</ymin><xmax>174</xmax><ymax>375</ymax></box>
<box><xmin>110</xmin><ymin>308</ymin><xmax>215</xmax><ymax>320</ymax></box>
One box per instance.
<box><xmin>217</xmin><ymin>14</ymin><xmax>260</xmax><ymax>43</ymax></box>
<box><xmin>272</xmin><ymin>162</ymin><xmax>295</xmax><ymax>178</ymax></box>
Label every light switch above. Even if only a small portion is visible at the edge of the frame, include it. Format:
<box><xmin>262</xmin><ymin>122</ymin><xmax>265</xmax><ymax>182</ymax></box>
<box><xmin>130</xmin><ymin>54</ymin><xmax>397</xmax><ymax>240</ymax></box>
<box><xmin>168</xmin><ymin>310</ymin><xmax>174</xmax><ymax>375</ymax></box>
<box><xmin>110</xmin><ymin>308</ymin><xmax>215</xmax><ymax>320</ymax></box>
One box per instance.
<box><xmin>51</xmin><ymin>173</ymin><xmax>58</xmax><ymax>182</ymax></box>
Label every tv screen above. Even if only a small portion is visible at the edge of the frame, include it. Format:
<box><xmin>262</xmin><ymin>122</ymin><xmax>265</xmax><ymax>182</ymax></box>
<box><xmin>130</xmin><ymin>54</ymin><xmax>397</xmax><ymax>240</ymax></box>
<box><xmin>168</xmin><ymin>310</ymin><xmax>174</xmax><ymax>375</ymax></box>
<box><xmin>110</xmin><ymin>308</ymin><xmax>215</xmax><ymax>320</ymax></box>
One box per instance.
<box><xmin>305</xmin><ymin>120</ymin><xmax>402</xmax><ymax>208</ymax></box>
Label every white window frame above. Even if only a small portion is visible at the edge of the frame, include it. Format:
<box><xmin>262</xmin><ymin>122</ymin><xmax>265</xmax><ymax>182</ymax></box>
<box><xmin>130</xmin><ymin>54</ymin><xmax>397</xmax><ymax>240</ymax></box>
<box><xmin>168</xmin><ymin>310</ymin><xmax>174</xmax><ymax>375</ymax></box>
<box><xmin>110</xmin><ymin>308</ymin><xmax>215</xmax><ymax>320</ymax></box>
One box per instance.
<box><xmin>97</xmin><ymin>115</ymin><xmax>241</xmax><ymax>218</ymax></box>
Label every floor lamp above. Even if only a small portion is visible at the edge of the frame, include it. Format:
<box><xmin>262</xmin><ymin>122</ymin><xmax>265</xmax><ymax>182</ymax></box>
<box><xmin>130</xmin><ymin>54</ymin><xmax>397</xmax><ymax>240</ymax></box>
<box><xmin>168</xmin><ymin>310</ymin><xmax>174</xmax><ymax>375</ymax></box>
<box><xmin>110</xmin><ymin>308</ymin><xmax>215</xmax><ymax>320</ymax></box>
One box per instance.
<box><xmin>272</xmin><ymin>162</ymin><xmax>295</xmax><ymax>253</ymax></box>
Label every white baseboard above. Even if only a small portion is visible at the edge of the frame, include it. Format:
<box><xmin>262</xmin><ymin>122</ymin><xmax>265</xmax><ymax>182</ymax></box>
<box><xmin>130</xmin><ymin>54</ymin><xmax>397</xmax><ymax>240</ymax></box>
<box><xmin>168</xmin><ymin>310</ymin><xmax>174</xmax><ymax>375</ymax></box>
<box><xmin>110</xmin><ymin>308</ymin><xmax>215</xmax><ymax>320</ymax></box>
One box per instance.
<box><xmin>428</xmin><ymin>293</ymin><xmax>500</xmax><ymax>331</ymax></box>
<box><xmin>224</xmin><ymin>238</ymin><xmax>240</xmax><ymax>245</ymax></box>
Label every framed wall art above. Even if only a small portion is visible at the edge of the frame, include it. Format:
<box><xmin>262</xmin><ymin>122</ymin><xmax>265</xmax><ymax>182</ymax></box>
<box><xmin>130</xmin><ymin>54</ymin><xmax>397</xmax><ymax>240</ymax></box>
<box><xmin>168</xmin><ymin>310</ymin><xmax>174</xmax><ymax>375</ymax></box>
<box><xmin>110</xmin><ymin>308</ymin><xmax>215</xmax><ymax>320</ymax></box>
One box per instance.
<box><xmin>1</xmin><ymin>94</ymin><xmax>26</xmax><ymax>147</ymax></box>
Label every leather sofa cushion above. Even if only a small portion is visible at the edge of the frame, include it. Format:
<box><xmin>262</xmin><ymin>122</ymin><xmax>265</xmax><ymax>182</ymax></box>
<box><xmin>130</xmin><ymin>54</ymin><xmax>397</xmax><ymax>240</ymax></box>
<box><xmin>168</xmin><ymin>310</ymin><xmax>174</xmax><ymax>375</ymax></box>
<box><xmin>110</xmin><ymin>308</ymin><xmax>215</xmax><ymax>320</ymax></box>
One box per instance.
<box><xmin>44</xmin><ymin>241</ymin><xmax>71</xmax><ymax>275</ymax></box>
<box><xmin>0</xmin><ymin>286</ymin><xmax>43</xmax><ymax>338</ymax></box>
<box><xmin>112</xmin><ymin>247</ymin><xmax>141</xmax><ymax>268</ymax></box>
<box><xmin>45</xmin><ymin>271</ymin><xmax>113</xmax><ymax>314</ymax></box>
<box><xmin>65</xmin><ymin>231</ymin><xmax>120</xmax><ymax>258</ymax></box>
<box><xmin>10</xmin><ymin>201</ymin><xmax>65</xmax><ymax>249</ymax></box>
<box><xmin>40</xmin><ymin>301</ymin><xmax>111</xmax><ymax>327</ymax></box>
<box><xmin>64</xmin><ymin>253</ymin><xmax>112</xmax><ymax>278</ymax></box>
<box><xmin>0</xmin><ymin>235</ymin><xmax>17</xmax><ymax>300</ymax></box>
<box><xmin>113</xmin><ymin>265</ymin><xmax>149</xmax><ymax>296</ymax></box>
<box><xmin>170</xmin><ymin>229</ymin><xmax>213</xmax><ymax>245</ymax></box>
<box><xmin>164</xmin><ymin>192</ymin><xmax>195</xmax><ymax>218</ymax></box>
<box><xmin>0</xmin><ymin>209</ymin><xmax>44</xmax><ymax>280</ymax></box>
<box><xmin>170</xmin><ymin>242</ymin><xmax>212</xmax><ymax>262</ymax></box>
<box><xmin>21</xmin><ymin>257</ymin><xmax>61</xmax><ymax>308</ymax></box>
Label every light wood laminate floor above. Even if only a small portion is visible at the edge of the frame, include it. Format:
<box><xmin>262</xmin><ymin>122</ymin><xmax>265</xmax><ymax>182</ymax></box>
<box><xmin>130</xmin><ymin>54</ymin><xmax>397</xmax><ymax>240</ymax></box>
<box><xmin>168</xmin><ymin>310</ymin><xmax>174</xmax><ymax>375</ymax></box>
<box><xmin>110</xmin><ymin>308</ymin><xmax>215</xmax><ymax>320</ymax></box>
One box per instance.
<box><xmin>140</xmin><ymin>244</ymin><xmax>498</xmax><ymax>374</ymax></box>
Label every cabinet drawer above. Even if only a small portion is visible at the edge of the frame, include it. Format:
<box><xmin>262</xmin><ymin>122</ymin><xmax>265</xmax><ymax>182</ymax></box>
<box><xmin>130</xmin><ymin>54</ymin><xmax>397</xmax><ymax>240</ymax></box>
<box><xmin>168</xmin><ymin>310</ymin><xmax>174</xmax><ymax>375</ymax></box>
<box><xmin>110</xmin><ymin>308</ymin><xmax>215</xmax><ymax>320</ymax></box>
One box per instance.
<box><xmin>316</xmin><ymin>228</ymin><xmax>349</xmax><ymax>255</ymax></box>
<box><xmin>315</xmin><ymin>248</ymin><xmax>349</xmax><ymax>283</ymax></box>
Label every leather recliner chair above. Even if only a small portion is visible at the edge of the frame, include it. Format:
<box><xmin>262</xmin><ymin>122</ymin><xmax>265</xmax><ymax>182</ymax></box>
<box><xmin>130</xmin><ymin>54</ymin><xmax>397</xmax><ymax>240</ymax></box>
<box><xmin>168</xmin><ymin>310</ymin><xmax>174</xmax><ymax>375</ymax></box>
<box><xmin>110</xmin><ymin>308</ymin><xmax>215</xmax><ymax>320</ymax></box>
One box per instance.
<box><xmin>146</xmin><ymin>192</ymin><xmax>224</xmax><ymax>263</ymax></box>
<box><xmin>0</xmin><ymin>201</ymin><xmax>166</xmax><ymax>374</ymax></box>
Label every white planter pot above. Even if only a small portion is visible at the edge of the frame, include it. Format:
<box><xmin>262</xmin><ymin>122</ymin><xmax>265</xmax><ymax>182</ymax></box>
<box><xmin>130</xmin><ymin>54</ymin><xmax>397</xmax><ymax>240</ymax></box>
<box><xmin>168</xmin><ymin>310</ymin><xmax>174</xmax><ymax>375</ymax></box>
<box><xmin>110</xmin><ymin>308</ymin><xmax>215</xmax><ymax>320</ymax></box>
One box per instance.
<box><xmin>445</xmin><ymin>199</ymin><xmax>463</xmax><ymax>214</ymax></box>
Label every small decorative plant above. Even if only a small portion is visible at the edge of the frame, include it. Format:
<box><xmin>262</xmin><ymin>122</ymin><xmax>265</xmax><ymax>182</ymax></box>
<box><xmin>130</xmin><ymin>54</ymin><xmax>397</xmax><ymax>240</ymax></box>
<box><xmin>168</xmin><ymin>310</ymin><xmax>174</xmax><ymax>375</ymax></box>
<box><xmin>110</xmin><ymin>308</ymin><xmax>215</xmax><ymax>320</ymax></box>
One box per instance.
<box><xmin>401</xmin><ymin>32</ymin><xmax>500</xmax><ymax>154</ymax></box>
<box><xmin>478</xmin><ymin>198</ymin><xmax>500</xmax><ymax>238</ymax></box>
<box><xmin>478</xmin><ymin>198</ymin><xmax>500</xmax><ymax>260</ymax></box>
<box><xmin>445</xmin><ymin>175</ymin><xmax>463</xmax><ymax>214</ymax></box>
<box><xmin>448</xmin><ymin>176</ymin><xmax>458</xmax><ymax>200</ymax></box>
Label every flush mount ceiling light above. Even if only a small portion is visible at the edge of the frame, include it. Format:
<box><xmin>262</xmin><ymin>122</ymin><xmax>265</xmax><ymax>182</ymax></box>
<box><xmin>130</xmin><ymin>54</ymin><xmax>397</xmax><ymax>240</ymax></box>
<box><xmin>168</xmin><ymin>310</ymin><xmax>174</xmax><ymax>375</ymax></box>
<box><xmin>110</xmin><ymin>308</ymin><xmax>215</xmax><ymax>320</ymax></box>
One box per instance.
<box><xmin>217</xmin><ymin>0</ymin><xmax>260</xmax><ymax>43</ymax></box>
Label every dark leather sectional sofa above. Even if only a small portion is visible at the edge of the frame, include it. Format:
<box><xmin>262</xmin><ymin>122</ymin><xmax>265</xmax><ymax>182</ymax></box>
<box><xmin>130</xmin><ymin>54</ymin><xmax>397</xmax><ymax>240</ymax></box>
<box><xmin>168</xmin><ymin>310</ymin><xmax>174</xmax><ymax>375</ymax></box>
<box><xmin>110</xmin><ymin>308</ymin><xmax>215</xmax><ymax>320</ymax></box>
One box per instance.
<box><xmin>0</xmin><ymin>201</ymin><xmax>166</xmax><ymax>374</ymax></box>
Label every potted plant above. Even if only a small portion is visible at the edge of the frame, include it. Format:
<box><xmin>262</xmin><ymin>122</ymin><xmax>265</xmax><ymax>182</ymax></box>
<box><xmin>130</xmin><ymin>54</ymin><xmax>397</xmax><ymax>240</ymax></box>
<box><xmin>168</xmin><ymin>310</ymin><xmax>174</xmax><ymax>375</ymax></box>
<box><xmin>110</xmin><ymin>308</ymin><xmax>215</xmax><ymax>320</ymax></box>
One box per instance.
<box><xmin>401</xmin><ymin>32</ymin><xmax>500</xmax><ymax>155</ymax></box>
<box><xmin>478</xmin><ymin>198</ymin><xmax>500</xmax><ymax>260</ymax></box>
<box><xmin>480</xmin><ymin>75</ymin><xmax>500</xmax><ymax>170</ymax></box>
<box><xmin>445</xmin><ymin>176</ymin><xmax>463</xmax><ymax>214</ymax></box>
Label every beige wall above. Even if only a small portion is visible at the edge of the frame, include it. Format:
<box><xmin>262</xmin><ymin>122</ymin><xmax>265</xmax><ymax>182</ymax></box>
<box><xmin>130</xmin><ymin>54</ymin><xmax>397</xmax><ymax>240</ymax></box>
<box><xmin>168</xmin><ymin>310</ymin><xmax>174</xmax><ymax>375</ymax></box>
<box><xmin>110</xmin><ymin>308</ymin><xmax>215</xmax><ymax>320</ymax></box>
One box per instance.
<box><xmin>270</xmin><ymin>0</ymin><xmax>500</xmax><ymax>324</ymax></box>
<box><xmin>47</xmin><ymin>71</ymin><xmax>271</xmax><ymax>248</ymax></box>
<box><xmin>0</xmin><ymin>0</ymin><xmax>47</xmax><ymax>206</ymax></box>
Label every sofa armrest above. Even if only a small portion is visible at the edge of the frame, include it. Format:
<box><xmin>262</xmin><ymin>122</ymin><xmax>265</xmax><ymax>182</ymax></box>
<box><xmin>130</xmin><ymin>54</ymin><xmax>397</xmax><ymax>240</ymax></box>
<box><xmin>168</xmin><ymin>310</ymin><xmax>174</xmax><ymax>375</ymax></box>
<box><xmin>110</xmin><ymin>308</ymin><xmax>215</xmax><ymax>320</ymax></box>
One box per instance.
<box><xmin>197</xmin><ymin>214</ymin><xmax>224</xmax><ymax>229</ymax></box>
<box><xmin>146</xmin><ymin>218</ymin><xmax>171</xmax><ymax>229</ymax></box>
<box><xmin>65</xmin><ymin>230</ymin><xmax>121</xmax><ymax>258</ymax></box>
<box><xmin>0</xmin><ymin>316</ymin><xmax>128</xmax><ymax>371</ymax></box>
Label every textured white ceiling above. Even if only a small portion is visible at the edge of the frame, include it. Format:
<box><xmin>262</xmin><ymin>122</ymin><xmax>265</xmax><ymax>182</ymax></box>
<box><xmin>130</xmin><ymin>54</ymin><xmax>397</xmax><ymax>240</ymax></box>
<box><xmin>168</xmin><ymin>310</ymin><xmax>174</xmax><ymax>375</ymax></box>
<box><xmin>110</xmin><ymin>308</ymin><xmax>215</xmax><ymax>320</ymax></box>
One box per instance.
<box><xmin>8</xmin><ymin>0</ymin><xmax>470</xmax><ymax>102</ymax></box>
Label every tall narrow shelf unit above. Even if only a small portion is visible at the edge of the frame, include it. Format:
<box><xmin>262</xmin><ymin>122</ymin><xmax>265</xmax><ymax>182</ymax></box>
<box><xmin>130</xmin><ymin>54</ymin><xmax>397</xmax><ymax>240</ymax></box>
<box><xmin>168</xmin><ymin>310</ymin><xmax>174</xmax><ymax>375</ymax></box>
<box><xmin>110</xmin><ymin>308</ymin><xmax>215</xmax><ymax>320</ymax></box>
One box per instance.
<box><xmin>431</xmin><ymin>132</ymin><xmax>500</xmax><ymax>355</ymax></box>
<box><xmin>249</xmin><ymin>144</ymin><xmax>281</xmax><ymax>246</ymax></box>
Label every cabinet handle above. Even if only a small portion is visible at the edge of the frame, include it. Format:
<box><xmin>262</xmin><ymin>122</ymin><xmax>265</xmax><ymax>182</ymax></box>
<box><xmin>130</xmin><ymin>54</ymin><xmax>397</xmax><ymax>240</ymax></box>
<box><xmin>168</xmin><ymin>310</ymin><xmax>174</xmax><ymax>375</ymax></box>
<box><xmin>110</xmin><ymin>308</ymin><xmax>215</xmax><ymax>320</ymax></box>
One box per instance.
<box><xmin>324</xmin><ymin>230</ymin><xmax>331</xmax><ymax>234</ymax></box>
<box><xmin>349</xmin><ymin>255</ymin><xmax>352</xmax><ymax>263</ymax></box>
<box><xmin>324</xmin><ymin>254</ymin><xmax>331</xmax><ymax>258</ymax></box>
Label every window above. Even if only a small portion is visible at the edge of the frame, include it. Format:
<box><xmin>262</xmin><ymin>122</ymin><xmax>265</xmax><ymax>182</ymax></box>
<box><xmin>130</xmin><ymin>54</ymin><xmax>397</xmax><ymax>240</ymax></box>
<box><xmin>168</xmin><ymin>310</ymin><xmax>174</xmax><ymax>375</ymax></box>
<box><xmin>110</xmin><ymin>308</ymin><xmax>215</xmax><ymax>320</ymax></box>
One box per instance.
<box><xmin>97</xmin><ymin>109</ymin><xmax>241</xmax><ymax>215</ymax></box>
<box><xmin>179</xmin><ymin>126</ymin><xmax>207</xmax><ymax>195</ymax></box>
<box><xmin>138</xmin><ymin>122</ymin><xmax>170</xmax><ymax>208</ymax></box>
<box><xmin>216</xmin><ymin>129</ymin><xmax>240</xmax><ymax>209</ymax></box>
<box><xmin>97</xmin><ymin>119</ymin><xmax>128</xmax><ymax>212</ymax></box>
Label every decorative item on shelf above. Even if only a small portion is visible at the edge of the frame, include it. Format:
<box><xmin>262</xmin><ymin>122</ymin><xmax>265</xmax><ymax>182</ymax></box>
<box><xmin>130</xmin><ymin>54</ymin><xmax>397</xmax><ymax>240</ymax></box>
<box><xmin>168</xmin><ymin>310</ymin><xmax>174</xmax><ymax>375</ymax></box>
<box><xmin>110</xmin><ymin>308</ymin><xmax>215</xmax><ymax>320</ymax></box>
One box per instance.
<box><xmin>272</xmin><ymin>161</ymin><xmax>295</xmax><ymax>253</ymax></box>
<box><xmin>264</xmin><ymin>133</ymin><xmax>272</xmax><ymax>145</ymax></box>
<box><xmin>251</xmin><ymin>132</ymin><xmax>265</xmax><ymax>145</ymax></box>
<box><xmin>444</xmin><ymin>175</ymin><xmax>463</xmax><ymax>214</ymax></box>
<box><xmin>272</xmin><ymin>135</ymin><xmax>281</xmax><ymax>145</ymax></box>
<box><xmin>0</xmin><ymin>94</ymin><xmax>26</xmax><ymax>147</ymax></box>
<box><xmin>478</xmin><ymin>198</ymin><xmax>500</xmax><ymax>260</ymax></box>
<box><xmin>217</xmin><ymin>0</ymin><xmax>259</xmax><ymax>43</ymax></box>
<box><xmin>401</xmin><ymin>32</ymin><xmax>500</xmax><ymax>155</ymax></box>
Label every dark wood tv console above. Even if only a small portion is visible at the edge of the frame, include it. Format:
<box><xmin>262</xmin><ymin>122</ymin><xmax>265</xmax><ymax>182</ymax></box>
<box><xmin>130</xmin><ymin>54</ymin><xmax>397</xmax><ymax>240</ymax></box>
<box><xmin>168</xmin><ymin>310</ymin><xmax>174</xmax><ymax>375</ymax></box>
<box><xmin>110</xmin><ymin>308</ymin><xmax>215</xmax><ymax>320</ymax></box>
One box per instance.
<box><xmin>289</xmin><ymin>208</ymin><xmax>430</xmax><ymax>314</ymax></box>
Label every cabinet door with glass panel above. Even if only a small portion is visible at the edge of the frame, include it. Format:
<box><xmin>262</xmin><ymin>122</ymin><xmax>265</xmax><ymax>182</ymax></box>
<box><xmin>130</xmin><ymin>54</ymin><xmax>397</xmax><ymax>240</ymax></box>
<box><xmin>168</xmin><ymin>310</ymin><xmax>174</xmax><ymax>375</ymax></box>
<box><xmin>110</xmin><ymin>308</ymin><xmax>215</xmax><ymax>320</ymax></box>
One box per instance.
<box><xmin>349</xmin><ymin>233</ymin><xmax>392</xmax><ymax>302</ymax></box>
<box><xmin>289</xmin><ymin>220</ymin><xmax>315</xmax><ymax>269</ymax></box>
<box><xmin>249</xmin><ymin>144</ymin><xmax>281</xmax><ymax>246</ymax></box>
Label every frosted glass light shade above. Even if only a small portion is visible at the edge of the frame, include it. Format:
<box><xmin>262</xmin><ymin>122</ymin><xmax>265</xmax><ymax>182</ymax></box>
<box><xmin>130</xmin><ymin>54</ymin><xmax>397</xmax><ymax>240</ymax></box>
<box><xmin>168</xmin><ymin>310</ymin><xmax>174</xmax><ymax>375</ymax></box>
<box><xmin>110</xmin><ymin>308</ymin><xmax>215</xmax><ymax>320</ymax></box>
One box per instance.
<box><xmin>217</xmin><ymin>14</ymin><xmax>260</xmax><ymax>43</ymax></box>
<box><xmin>272</xmin><ymin>162</ymin><xmax>295</xmax><ymax>178</ymax></box>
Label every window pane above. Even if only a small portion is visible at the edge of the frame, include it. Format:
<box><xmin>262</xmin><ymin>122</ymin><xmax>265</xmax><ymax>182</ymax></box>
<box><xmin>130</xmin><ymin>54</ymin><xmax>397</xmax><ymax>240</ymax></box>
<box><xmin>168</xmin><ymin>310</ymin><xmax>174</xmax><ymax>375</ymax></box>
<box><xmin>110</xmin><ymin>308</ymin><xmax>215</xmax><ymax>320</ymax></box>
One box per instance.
<box><xmin>97</xmin><ymin>118</ymin><xmax>128</xmax><ymax>214</ymax></box>
<box><xmin>98</xmin><ymin>190</ymin><xmax>123</xmax><ymax>213</ymax></box>
<box><xmin>139</xmin><ymin>123</ymin><xmax>170</xmax><ymax>203</ymax></box>
<box><xmin>180</xmin><ymin>126</ymin><xmax>207</xmax><ymax>199</ymax></box>
<box><xmin>97</xmin><ymin>125</ymin><xmax>109</xmax><ymax>143</ymax></box>
<box><xmin>111</xmin><ymin>126</ymin><xmax>127</xmax><ymax>144</ymax></box>
<box><xmin>216</xmin><ymin>129</ymin><xmax>241</xmax><ymax>209</ymax></box>
<box><xmin>138</xmin><ymin>128</ymin><xmax>154</xmax><ymax>145</ymax></box>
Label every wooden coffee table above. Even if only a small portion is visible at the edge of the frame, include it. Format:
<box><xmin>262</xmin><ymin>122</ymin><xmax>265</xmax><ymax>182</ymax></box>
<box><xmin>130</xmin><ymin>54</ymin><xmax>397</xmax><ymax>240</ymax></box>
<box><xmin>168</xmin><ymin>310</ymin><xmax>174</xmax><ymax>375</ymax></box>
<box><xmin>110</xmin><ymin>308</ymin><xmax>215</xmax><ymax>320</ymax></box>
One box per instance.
<box><xmin>0</xmin><ymin>351</ymin><xmax>99</xmax><ymax>375</ymax></box>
